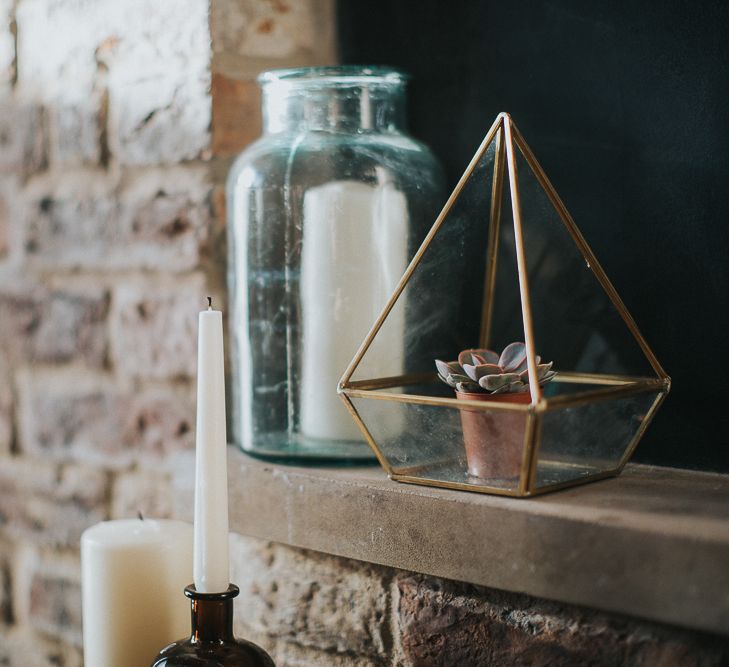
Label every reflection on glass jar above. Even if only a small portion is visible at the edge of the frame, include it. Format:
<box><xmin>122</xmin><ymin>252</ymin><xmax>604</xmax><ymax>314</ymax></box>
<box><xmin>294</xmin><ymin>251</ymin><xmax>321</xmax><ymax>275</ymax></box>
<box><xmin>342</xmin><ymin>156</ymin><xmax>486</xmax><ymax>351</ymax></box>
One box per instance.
<box><xmin>227</xmin><ymin>66</ymin><xmax>446</xmax><ymax>460</ymax></box>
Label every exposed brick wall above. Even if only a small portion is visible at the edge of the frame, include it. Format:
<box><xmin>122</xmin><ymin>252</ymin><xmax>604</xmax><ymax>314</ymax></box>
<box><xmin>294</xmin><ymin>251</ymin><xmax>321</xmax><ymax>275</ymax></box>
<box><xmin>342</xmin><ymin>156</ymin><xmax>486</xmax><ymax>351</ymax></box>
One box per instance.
<box><xmin>0</xmin><ymin>0</ymin><xmax>336</xmax><ymax>664</ymax></box>
<box><xmin>227</xmin><ymin>537</ymin><xmax>729</xmax><ymax>667</ymax></box>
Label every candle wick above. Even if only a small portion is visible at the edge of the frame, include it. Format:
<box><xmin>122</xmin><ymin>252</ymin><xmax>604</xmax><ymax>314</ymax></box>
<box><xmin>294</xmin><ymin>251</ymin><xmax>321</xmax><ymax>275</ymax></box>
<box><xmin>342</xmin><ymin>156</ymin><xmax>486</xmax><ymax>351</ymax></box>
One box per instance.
<box><xmin>207</xmin><ymin>296</ymin><xmax>212</xmax><ymax>310</ymax></box>
<box><xmin>137</xmin><ymin>511</ymin><xmax>144</xmax><ymax>521</ymax></box>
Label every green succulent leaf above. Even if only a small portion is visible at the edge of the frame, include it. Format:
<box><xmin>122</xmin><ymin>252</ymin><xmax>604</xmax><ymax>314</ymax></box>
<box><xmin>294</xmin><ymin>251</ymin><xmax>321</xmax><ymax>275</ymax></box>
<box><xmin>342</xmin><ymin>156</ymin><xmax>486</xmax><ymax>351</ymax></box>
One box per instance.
<box><xmin>437</xmin><ymin>344</ymin><xmax>554</xmax><ymax>395</ymax></box>
<box><xmin>538</xmin><ymin>370</ymin><xmax>557</xmax><ymax>385</ymax></box>
<box><xmin>518</xmin><ymin>361</ymin><xmax>554</xmax><ymax>383</ymax></box>
<box><xmin>455</xmin><ymin>380</ymin><xmax>481</xmax><ymax>393</ymax></box>
<box><xmin>512</xmin><ymin>354</ymin><xmax>541</xmax><ymax>374</ymax></box>
<box><xmin>478</xmin><ymin>372</ymin><xmax>521</xmax><ymax>391</ymax></box>
<box><xmin>463</xmin><ymin>363</ymin><xmax>502</xmax><ymax>382</ymax></box>
<box><xmin>472</xmin><ymin>349</ymin><xmax>500</xmax><ymax>365</ymax></box>
<box><xmin>499</xmin><ymin>342</ymin><xmax>527</xmax><ymax>372</ymax></box>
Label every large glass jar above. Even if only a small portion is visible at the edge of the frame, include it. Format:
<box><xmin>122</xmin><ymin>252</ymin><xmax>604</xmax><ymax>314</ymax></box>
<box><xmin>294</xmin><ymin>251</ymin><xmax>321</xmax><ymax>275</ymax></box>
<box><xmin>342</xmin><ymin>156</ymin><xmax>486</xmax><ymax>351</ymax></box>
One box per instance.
<box><xmin>227</xmin><ymin>66</ymin><xmax>445</xmax><ymax>460</ymax></box>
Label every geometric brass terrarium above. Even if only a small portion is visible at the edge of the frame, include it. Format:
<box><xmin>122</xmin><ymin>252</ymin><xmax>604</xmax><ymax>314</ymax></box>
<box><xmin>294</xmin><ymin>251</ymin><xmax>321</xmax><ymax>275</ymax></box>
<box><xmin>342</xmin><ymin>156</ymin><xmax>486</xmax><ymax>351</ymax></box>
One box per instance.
<box><xmin>338</xmin><ymin>113</ymin><xmax>670</xmax><ymax>497</ymax></box>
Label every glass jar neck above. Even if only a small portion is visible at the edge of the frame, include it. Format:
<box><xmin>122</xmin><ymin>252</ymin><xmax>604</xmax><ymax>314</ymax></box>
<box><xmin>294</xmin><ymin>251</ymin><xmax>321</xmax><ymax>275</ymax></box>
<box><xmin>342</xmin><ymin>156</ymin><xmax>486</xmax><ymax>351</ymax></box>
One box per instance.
<box><xmin>261</xmin><ymin>81</ymin><xmax>407</xmax><ymax>134</ymax></box>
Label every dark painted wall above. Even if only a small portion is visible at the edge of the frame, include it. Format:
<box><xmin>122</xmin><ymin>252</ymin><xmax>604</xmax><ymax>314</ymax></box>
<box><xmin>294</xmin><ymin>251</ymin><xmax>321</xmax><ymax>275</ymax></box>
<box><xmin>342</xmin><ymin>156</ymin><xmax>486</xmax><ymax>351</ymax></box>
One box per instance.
<box><xmin>338</xmin><ymin>0</ymin><xmax>729</xmax><ymax>471</ymax></box>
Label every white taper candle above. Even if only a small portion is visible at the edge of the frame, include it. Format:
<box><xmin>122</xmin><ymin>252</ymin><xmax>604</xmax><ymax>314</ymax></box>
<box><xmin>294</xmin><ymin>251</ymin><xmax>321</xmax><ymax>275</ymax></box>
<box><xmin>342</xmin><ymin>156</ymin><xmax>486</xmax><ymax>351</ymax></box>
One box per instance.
<box><xmin>193</xmin><ymin>298</ymin><xmax>230</xmax><ymax>593</ymax></box>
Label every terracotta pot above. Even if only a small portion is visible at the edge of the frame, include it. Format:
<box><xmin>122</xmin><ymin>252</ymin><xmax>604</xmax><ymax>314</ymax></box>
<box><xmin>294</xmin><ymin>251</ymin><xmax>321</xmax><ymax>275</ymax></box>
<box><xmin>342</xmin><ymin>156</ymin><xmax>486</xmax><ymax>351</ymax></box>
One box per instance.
<box><xmin>455</xmin><ymin>390</ymin><xmax>530</xmax><ymax>480</ymax></box>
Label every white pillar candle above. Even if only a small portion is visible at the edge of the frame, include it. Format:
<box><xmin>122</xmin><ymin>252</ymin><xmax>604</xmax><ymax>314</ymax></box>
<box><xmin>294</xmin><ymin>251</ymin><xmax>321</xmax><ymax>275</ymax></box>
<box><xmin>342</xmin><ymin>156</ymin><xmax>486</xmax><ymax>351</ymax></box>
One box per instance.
<box><xmin>193</xmin><ymin>300</ymin><xmax>230</xmax><ymax>593</ymax></box>
<box><xmin>81</xmin><ymin>519</ymin><xmax>193</xmax><ymax>667</ymax></box>
<box><xmin>300</xmin><ymin>180</ymin><xmax>408</xmax><ymax>441</ymax></box>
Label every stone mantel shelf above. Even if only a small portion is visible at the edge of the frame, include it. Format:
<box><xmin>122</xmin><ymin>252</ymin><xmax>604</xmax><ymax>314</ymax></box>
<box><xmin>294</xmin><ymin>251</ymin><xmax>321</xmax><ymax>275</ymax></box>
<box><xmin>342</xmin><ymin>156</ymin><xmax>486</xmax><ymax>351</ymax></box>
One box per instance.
<box><xmin>172</xmin><ymin>450</ymin><xmax>729</xmax><ymax>637</ymax></box>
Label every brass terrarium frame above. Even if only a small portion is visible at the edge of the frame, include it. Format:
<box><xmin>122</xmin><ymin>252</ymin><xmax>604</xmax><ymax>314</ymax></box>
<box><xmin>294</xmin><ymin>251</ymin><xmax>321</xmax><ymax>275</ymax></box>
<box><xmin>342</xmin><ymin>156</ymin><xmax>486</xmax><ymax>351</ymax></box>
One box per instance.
<box><xmin>338</xmin><ymin>112</ymin><xmax>670</xmax><ymax>497</ymax></box>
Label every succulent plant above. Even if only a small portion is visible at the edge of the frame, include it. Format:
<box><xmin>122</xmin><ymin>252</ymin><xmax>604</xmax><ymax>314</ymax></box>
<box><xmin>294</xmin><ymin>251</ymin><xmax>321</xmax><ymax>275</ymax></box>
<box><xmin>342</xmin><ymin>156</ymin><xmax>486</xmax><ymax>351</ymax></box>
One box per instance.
<box><xmin>435</xmin><ymin>342</ymin><xmax>556</xmax><ymax>395</ymax></box>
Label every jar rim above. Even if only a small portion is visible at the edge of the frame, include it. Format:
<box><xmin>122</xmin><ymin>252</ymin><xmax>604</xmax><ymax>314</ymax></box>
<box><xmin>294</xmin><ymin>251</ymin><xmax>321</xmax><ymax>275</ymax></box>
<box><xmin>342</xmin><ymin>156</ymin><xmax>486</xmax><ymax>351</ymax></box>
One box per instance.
<box><xmin>258</xmin><ymin>65</ymin><xmax>408</xmax><ymax>87</ymax></box>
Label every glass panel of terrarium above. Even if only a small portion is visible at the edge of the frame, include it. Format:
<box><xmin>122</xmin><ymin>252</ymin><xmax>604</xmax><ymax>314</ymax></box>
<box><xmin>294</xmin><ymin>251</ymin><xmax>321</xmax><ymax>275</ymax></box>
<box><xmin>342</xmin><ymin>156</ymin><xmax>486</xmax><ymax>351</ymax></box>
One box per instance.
<box><xmin>348</xmin><ymin>392</ymin><xmax>525</xmax><ymax>492</ymax></box>
<box><xmin>484</xmin><ymin>151</ymin><xmax>529</xmax><ymax>354</ymax></box>
<box><xmin>534</xmin><ymin>390</ymin><xmax>661</xmax><ymax>488</ymax></box>
<box><xmin>505</xmin><ymin>135</ymin><xmax>658</xmax><ymax>398</ymax></box>
<box><xmin>347</xmin><ymin>132</ymin><xmax>500</xmax><ymax>389</ymax></box>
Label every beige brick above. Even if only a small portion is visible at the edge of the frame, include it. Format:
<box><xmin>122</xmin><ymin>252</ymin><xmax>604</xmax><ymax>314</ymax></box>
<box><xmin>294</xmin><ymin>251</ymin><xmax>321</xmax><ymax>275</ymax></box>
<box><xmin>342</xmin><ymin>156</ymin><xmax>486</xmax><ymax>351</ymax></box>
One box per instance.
<box><xmin>18</xmin><ymin>370</ymin><xmax>195</xmax><ymax>469</ymax></box>
<box><xmin>230</xmin><ymin>535</ymin><xmax>391</xmax><ymax>661</ymax></box>
<box><xmin>211</xmin><ymin>0</ymin><xmax>337</xmax><ymax>77</ymax></box>
<box><xmin>111</xmin><ymin>469</ymin><xmax>175</xmax><ymax>520</ymax></box>
<box><xmin>0</xmin><ymin>184</ymin><xmax>8</xmax><ymax>258</ymax></box>
<box><xmin>28</xmin><ymin>552</ymin><xmax>82</xmax><ymax>647</ymax></box>
<box><xmin>0</xmin><ymin>101</ymin><xmax>46</xmax><ymax>175</ymax></box>
<box><xmin>269</xmin><ymin>640</ymin><xmax>386</xmax><ymax>667</ymax></box>
<box><xmin>0</xmin><ymin>358</ymin><xmax>12</xmax><ymax>454</ymax></box>
<box><xmin>50</xmin><ymin>102</ymin><xmax>103</xmax><ymax>166</ymax></box>
<box><xmin>0</xmin><ymin>283</ymin><xmax>108</xmax><ymax>368</ymax></box>
<box><xmin>110</xmin><ymin>276</ymin><xmax>205</xmax><ymax>380</ymax></box>
<box><xmin>25</xmin><ymin>167</ymin><xmax>212</xmax><ymax>272</ymax></box>
<box><xmin>0</xmin><ymin>0</ymin><xmax>14</xmax><ymax>93</ymax></box>
<box><xmin>0</xmin><ymin>627</ymin><xmax>83</xmax><ymax>667</ymax></box>
<box><xmin>0</xmin><ymin>539</ymin><xmax>11</xmax><ymax>624</ymax></box>
<box><xmin>0</xmin><ymin>176</ymin><xmax>23</xmax><ymax>268</ymax></box>
<box><xmin>17</xmin><ymin>0</ymin><xmax>210</xmax><ymax>166</ymax></box>
<box><xmin>104</xmin><ymin>0</ymin><xmax>210</xmax><ymax>165</ymax></box>
<box><xmin>0</xmin><ymin>457</ymin><xmax>108</xmax><ymax>548</ymax></box>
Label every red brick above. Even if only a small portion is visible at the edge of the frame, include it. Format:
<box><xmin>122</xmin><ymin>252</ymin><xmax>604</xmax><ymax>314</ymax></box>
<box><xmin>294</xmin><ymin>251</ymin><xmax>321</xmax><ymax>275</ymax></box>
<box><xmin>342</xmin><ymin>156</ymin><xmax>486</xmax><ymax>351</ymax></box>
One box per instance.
<box><xmin>110</xmin><ymin>277</ymin><xmax>205</xmax><ymax>380</ymax></box>
<box><xmin>211</xmin><ymin>74</ymin><xmax>261</xmax><ymax>157</ymax></box>
<box><xmin>0</xmin><ymin>284</ymin><xmax>108</xmax><ymax>368</ymax></box>
<box><xmin>396</xmin><ymin>574</ymin><xmax>729</xmax><ymax>667</ymax></box>
<box><xmin>25</xmin><ymin>170</ymin><xmax>212</xmax><ymax>272</ymax></box>
<box><xmin>18</xmin><ymin>372</ymin><xmax>195</xmax><ymax>469</ymax></box>
<box><xmin>210</xmin><ymin>0</ymin><xmax>336</xmax><ymax>65</ymax></box>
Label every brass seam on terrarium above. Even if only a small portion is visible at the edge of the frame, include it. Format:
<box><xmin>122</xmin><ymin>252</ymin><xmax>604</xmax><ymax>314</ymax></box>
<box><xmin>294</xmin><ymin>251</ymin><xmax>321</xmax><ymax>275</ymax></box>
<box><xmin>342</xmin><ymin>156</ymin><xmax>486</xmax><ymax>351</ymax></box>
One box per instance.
<box><xmin>518</xmin><ymin>411</ymin><xmax>538</xmax><ymax>494</ymax></box>
<box><xmin>390</xmin><ymin>474</ymin><xmax>524</xmax><ymax>496</ymax></box>
<box><xmin>503</xmin><ymin>116</ymin><xmax>543</xmax><ymax>407</ymax></box>
<box><xmin>526</xmin><ymin>410</ymin><xmax>545</xmax><ymax>492</ymax></box>
<box><xmin>615</xmin><ymin>390</ymin><xmax>669</xmax><ymax>470</ymax></box>
<box><xmin>344</xmin><ymin>371</ymin><xmax>655</xmax><ymax>391</ymax></box>
<box><xmin>542</xmin><ymin>378</ymin><xmax>664</xmax><ymax>410</ymax></box>
<box><xmin>342</xmin><ymin>388</ymin><xmax>529</xmax><ymax>412</ymax></box>
<box><xmin>337</xmin><ymin>391</ymin><xmax>393</xmax><ymax>473</ymax></box>
<box><xmin>390</xmin><ymin>467</ymin><xmax>621</xmax><ymax>497</ymax></box>
<box><xmin>338</xmin><ymin>113</ymin><xmax>505</xmax><ymax>390</ymax></box>
<box><xmin>553</xmin><ymin>371</ymin><xmax>654</xmax><ymax>385</ymax></box>
<box><xmin>390</xmin><ymin>458</ymin><xmax>457</xmax><ymax>476</ymax></box>
<box><xmin>532</xmin><ymin>468</ymin><xmax>620</xmax><ymax>495</ymax></box>
<box><xmin>480</xmin><ymin>123</ymin><xmax>506</xmax><ymax>348</ymax></box>
<box><xmin>344</xmin><ymin>372</ymin><xmax>437</xmax><ymax>390</ymax></box>
<box><xmin>509</xmin><ymin>124</ymin><xmax>669</xmax><ymax>383</ymax></box>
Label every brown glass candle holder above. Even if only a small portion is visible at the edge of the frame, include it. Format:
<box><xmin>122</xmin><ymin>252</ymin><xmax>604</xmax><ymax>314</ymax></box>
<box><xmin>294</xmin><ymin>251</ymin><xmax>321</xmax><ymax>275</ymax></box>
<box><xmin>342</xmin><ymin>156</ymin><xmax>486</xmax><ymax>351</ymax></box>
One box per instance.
<box><xmin>151</xmin><ymin>584</ymin><xmax>274</xmax><ymax>666</ymax></box>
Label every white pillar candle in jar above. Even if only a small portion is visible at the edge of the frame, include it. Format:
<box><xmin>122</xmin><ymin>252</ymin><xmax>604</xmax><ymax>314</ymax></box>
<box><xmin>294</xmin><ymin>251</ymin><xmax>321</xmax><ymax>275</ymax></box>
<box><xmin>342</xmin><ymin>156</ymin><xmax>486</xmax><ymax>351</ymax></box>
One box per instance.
<box><xmin>300</xmin><ymin>180</ymin><xmax>408</xmax><ymax>442</ymax></box>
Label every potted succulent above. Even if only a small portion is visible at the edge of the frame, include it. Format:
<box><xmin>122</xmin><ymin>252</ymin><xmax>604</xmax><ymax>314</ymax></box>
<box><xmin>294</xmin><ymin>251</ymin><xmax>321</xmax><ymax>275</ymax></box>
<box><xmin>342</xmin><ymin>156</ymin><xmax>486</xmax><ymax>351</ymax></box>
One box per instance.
<box><xmin>435</xmin><ymin>342</ymin><xmax>556</xmax><ymax>480</ymax></box>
